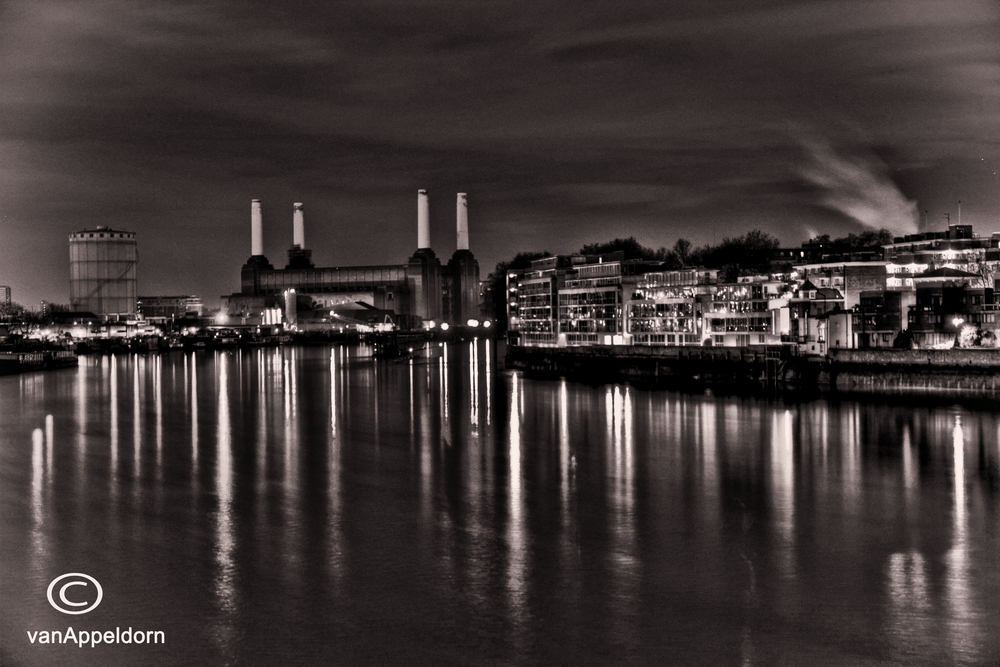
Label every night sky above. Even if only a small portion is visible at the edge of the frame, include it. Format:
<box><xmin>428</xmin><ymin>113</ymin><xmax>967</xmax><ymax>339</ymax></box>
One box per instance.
<box><xmin>2</xmin><ymin>0</ymin><xmax>999</xmax><ymax>308</ymax></box>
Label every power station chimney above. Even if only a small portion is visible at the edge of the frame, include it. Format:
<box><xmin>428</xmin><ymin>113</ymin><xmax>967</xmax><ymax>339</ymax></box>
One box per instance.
<box><xmin>251</xmin><ymin>199</ymin><xmax>263</xmax><ymax>256</ymax></box>
<box><xmin>293</xmin><ymin>202</ymin><xmax>305</xmax><ymax>248</ymax></box>
<box><xmin>456</xmin><ymin>193</ymin><xmax>469</xmax><ymax>251</ymax></box>
<box><xmin>417</xmin><ymin>189</ymin><xmax>430</xmax><ymax>249</ymax></box>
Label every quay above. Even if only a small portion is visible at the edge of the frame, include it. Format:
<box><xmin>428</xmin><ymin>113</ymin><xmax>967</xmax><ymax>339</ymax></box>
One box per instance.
<box><xmin>828</xmin><ymin>348</ymin><xmax>1000</xmax><ymax>395</ymax></box>
<box><xmin>506</xmin><ymin>343</ymin><xmax>815</xmax><ymax>393</ymax></box>
<box><xmin>506</xmin><ymin>344</ymin><xmax>1000</xmax><ymax>399</ymax></box>
<box><xmin>0</xmin><ymin>349</ymin><xmax>78</xmax><ymax>376</ymax></box>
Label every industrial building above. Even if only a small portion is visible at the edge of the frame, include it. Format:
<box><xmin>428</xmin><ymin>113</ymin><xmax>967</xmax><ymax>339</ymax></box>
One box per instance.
<box><xmin>137</xmin><ymin>295</ymin><xmax>204</xmax><ymax>323</ymax></box>
<box><xmin>68</xmin><ymin>226</ymin><xmax>138</xmax><ymax>319</ymax></box>
<box><xmin>0</xmin><ymin>286</ymin><xmax>10</xmax><ymax>307</ymax></box>
<box><xmin>223</xmin><ymin>191</ymin><xmax>480</xmax><ymax>329</ymax></box>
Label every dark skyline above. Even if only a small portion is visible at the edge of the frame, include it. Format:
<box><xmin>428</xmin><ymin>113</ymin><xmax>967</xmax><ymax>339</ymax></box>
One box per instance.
<box><xmin>1</xmin><ymin>0</ymin><xmax>998</xmax><ymax>307</ymax></box>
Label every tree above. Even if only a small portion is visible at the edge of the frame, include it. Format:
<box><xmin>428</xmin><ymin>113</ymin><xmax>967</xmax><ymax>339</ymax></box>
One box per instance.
<box><xmin>807</xmin><ymin>228</ymin><xmax>893</xmax><ymax>251</ymax></box>
<box><xmin>694</xmin><ymin>229</ymin><xmax>780</xmax><ymax>281</ymax></box>
<box><xmin>579</xmin><ymin>237</ymin><xmax>658</xmax><ymax>261</ymax></box>
<box><xmin>0</xmin><ymin>302</ymin><xmax>41</xmax><ymax>338</ymax></box>
<box><xmin>958</xmin><ymin>324</ymin><xmax>978</xmax><ymax>348</ymax></box>
<box><xmin>673</xmin><ymin>238</ymin><xmax>692</xmax><ymax>267</ymax></box>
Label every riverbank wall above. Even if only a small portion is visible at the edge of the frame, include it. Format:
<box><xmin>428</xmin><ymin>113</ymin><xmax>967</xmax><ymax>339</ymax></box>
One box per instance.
<box><xmin>829</xmin><ymin>348</ymin><xmax>1000</xmax><ymax>396</ymax></box>
<box><xmin>507</xmin><ymin>344</ymin><xmax>1000</xmax><ymax>399</ymax></box>
<box><xmin>505</xmin><ymin>344</ymin><xmax>821</xmax><ymax>394</ymax></box>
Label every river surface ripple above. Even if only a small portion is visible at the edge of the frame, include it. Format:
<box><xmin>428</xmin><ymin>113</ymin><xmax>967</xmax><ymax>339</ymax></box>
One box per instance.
<box><xmin>2</xmin><ymin>342</ymin><xmax>999</xmax><ymax>666</ymax></box>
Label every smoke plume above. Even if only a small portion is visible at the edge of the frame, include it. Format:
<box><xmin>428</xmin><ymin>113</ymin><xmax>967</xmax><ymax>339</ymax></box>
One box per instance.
<box><xmin>799</xmin><ymin>137</ymin><xmax>919</xmax><ymax>237</ymax></box>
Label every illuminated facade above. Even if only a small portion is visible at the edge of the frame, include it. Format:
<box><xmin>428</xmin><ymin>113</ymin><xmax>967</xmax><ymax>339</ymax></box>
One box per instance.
<box><xmin>627</xmin><ymin>269</ymin><xmax>717</xmax><ymax>346</ymax></box>
<box><xmin>704</xmin><ymin>279</ymin><xmax>791</xmax><ymax>347</ymax></box>
<box><xmin>508</xmin><ymin>256</ymin><xmax>791</xmax><ymax>349</ymax></box>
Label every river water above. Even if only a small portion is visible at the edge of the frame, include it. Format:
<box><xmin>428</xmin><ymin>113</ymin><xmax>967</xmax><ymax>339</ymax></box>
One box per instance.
<box><xmin>1</xmin><ymin>342</ymin><xmax>1000</xmax><ymax>665</ymax></box>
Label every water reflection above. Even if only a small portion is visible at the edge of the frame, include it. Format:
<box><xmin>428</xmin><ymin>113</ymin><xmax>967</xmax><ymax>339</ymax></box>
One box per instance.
<box><xmin>902</xmin><ymin>424</ymin><xmax>917</xmax><ymax>498</ymax></box>
<box><xmin>947</xmin><ymin>415</ymin><xmax>973</xmax><ymax>654</ymax></box>
<box><xmin>133</xmin><ymin>356</ymin><xmax>142</xmax><ymax>481</ymax></box>
<box><xmin>558</xmin><ymin>381</ymin><xmax>570</xmax><ymax>512</ymax></box>
<box><xmin>44</xmin><ymin>414</ymin><xmax>53</xmax><ymax>488</ymax></box>
<box><xmin>770</xmin><ymin>410</ymin><xmax>795</xmax><ymax>580</ymax></box>
<box><xmin>190</xmin><ymin>351</ymin><xmax>199</xmax><ymax>472</ymax></box>
<box><xmin>110</xmin><ymin>354</ymin><xmax>119</xmax><ymax>498</ymax></box>
<box><xmin>608</xmin><ymin>386</ymin><xmax>638</xmax><ymax>651</ymax></box>
<box><xmin>31</xmin><ymin>427</ymin><xmax>45</xmax><ymax>569</ymax></box>
<box><xmin>281</xmin><ymin>348</ymin><xmax>302</xmax><ymax>595</ymax></box>
<box><xmin>328</xmin><ymin>349</ymin><xmax>344</xmax><ymax>586</ymax></box>
<box><xmin>4</xmin><ymin>345</ymin><xmax>1000</xmax><ymax>665</ymax></box>
<box><xmin>507</xmin><ymin>372</ymin><xmax>527</xmax><ymax>643</ymax></box>
<box><xmin>77</xmin><ymin>360</ymin><xmax>86</xmax><ymax>486</ymax></box>
<box><xmin>440</xmin><ymin>344</ymin><xmax>449</xmax><ymax>431</ymax></box>
<box><xmin>155</xmin><ymin>354</ymin><xmax>163</xmax><ymax>471</ymax></box>
<box><xmin>469</xmin><ymin>340</ymin><xmax>479</xmax><ymax>429</ymax></box>
<box><xmin>213</xmin><ymin>352</ymin><xmax>236</xmax><ymax>651</ymax></box>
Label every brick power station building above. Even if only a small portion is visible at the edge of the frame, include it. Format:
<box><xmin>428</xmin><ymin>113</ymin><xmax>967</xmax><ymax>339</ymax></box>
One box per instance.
<box><xmin>223</xmin><ymin>191</ymin><xmax>480</xmax><ymax>329</ymax></box>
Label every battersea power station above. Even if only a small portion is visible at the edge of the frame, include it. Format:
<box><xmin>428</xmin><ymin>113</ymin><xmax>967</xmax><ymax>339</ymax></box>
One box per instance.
<box><xmin>222</xmin><ymin>190</ymin><xmax>480</xmax><ymax>330</ymax></box>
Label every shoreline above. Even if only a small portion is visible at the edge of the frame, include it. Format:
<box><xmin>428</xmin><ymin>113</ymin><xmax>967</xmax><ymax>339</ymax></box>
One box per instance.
<box><xmin>506</xmin><ymin>344</ymin><xmax>1000</xmax><ymax>401</ymax></box>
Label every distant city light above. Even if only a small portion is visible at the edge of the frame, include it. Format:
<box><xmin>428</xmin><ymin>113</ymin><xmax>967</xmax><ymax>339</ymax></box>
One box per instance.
<box><xmin>440</xmin><ymin>323</ymin><xmax>450</xmax><ymax>331</ymax></box>
<box><xmin>467</xmin><ymin>319</ymin><xmax>480</xmax><ymax>327</ymax></box>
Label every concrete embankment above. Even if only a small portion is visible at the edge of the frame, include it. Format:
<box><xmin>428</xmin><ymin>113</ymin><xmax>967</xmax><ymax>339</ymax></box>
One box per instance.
<box><xmin>507</xmin><ymin>344</ymin><xmax>1000</xmax><ymax>400</ymax></box>
<box><xmin>505</xmin><ymin>344</ymin><xmax>818</xmax><ymax>393</ymax></box>
<box><xmin>829</xmin><ymin>348</ymin><xmax>1000</xmax><ymax>397</ymax></box>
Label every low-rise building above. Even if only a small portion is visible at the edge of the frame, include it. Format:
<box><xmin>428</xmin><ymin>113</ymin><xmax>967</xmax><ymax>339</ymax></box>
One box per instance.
<box><xmin>792</xmin><ymin>261</ymin><xmax>888</xmax><ymax>310</ymax></box>
<box><xmin>626</xmin><ymin>269</ymin><xmax>717</xmax><ymax>347</ymax></box>
<box><xmin>138</xmin><ymin>295</ymin><xmax>204</xmax><ymax>323</ymax></box>
<box><xmin>852</xmin><ymin>291</ymin><xmax>914</xmax><ymax>348</ymax></box>
<box><xmin>509</xmin><ymin>257</ymin><xmax>793</xmax><ymax>349</ymax></box>
<box><xmin>703</xmin><ymin>278</ymin><xmax>791</xmax><ymax>347</ymax></box>
<box><xmin>788</xmin><ymin>280</ymin><xmax>844</xmax><ymax>355</ymax></box>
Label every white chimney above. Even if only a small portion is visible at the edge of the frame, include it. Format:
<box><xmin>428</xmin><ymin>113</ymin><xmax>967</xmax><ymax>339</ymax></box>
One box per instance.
<box><xmin>417</xmin><ymin>189</ymin><xmax>430</xmax><ymax>249</ymax></box>
<box><xmin>293</xmin><ymin>202</ymin><xmax>305</xmax><ymax>248</ymax></box>
<box><xmin>456</xmin><ymin>193</ymin><xmax>469</xmax><ymax>251</ymax></box>
<box><xmin>251</xmin><ymin>199</ymin><xmax>263</xmax><ymax>256</ymax></box>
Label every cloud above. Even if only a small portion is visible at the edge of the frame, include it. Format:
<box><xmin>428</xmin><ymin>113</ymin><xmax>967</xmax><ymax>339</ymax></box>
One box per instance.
<box><xmin>798</xmin><ymin>136</ymin><xmax>918</xmax><ymax>236</ymax></box>
<box><xmin>1</xmin><ymin>0</ymin><xmax>999</xmax><ymax>306</ymax></box>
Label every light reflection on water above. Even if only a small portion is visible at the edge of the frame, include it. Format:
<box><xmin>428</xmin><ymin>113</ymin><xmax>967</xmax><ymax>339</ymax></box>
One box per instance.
<box><xmin>2</xmin><ymin>343</ymin><xmax>1000</xmax><ymax>665</ymax></box>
